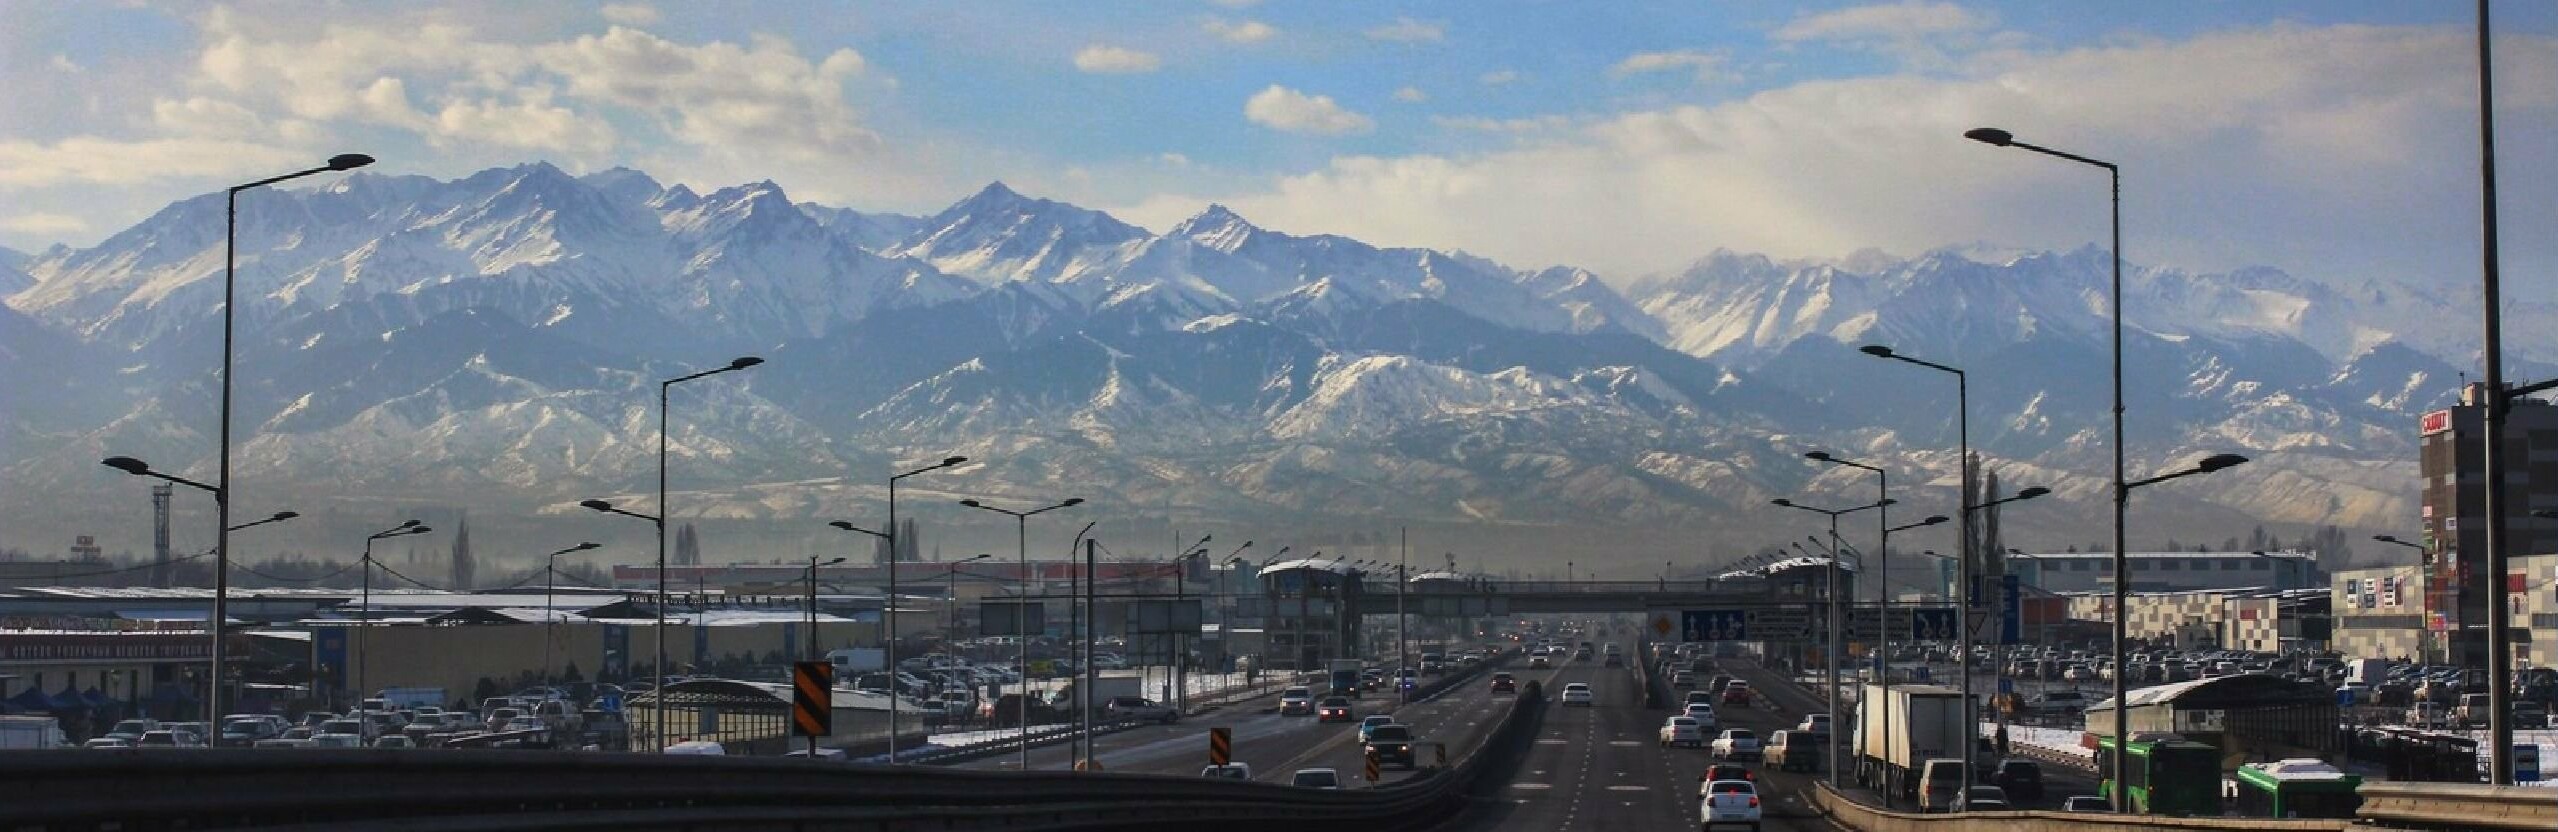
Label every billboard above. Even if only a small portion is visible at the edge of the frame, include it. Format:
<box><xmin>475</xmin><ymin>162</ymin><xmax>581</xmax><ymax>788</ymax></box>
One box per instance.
<box><xmin>979</xmin><ymin>601</ymin><xmax>1046</xmax><ymax>636</ymax></box>
<box><xmin>2421</xmin><ymin>409</ymin><xmax>2452</xmax><ymax>436</ymax></box>
<box><xmin>1124</xmin><ymin>599</ymin><xmax>1204</xmax><ymax>634</ymax></box>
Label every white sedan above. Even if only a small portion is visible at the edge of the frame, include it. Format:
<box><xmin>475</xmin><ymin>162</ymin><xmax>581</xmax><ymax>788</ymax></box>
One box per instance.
<box><xmin>1560</xmin><ymin>682</ymin><xmax>1594</xmax><ymax>707</ymax></box>
<box><xmin>1701</xmin><ymin>779</ymin><xmax>1762</xmax><ymax>830</ymax></box>
<box><xmin>1683</xmin><ymin>702</ymin><xmax>1719</xmax><ymax>729</ymax></box>
<box><xmin>1710</xmin><ymin>729</ymin><xmax>1761</xmax><ymax>761</ymax></box>
<box><xmin>1659</xmin><ymin>716</ymin><xmax>1704</xmax><ymax>748</ymax></box>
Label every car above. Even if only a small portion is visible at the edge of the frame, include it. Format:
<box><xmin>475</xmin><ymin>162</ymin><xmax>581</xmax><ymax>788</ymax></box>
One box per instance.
<box><xmin>81</xmin><ymin>737</ymin><xmax>132</xmax><ymax>748</ymax></box>
<box><xmin>1710</xmin><ymin>729</ymin><xmax>1760</xmax><ymax>761</ymax></box>
<box><xmin>1604</xmin><ymin>652</ymin><xmax>1625</xmax><ymax>668</ymax></box>
<box><xmin>135</xmin><ymin>730</ymin><xmax>200</xmax><ymax>748</ymax></box>
<box><xmin>1683</xmin><ymin>702</ymin><xmax>1718</xmax><ymax>729</ymax></box>
<box><xmin>1529</xmin><ymin>654</ymin><xmax>1552</xmax><ymax>669</ymax></box>
<box><xmin>1490</xmin><ymin>672</ymin><xmax>1517</xmax><ymax>694</ymax></box>
<box><xmin>1700</xmin><ymin>763</ymin><xmax>1756</xmax><ymax>786</ymax></box>
<box><xmin>2062</xmin><ymin>795</ymin><xmax>2113</xmax><ymax>813</ymax></box>
<box><xmin>1363</xmin><ymin>723</ymin><xmax>1418</xmax><ymax>768</ymax></box>
<box><xmin>1279</xmin><ymin>687</ymin><xmax>1315</xmax><ymax>716</ymax></box>
<box><xmin>1574</xmin><ymin>648</ymin><xmax>1594</xmax><ymax>661</ymax></box>
<box><xmin>1105</xmin><ymin>696</ymin><xmax>1181</xmax><ymax>724</ymax></box>
<box><xmin>1358</xmin><ymin>714</ymin><xmax>1396</xmax><ymax>742</ymax></box>
<box><xmin>1721</xmin><ymin>681</ymin><xmax>1752</xmax><ymax>706</ymax></box>
<box><xmin>373</xmin><ymin>735</ymin><xmax>416</xmax><ymax>749</ymax></box>
<box><xmin>1201</xmin><ymin>763</ymin><xmax>1254</xmax><ymax>779</ymax></box>
<box><xmin>1292</xmin><ymin>768</ymin><xmax>1342</xmax><ymax>789</ymax></box>
<box><xmin>103</xmin><ymin>719</ymin><xmax>159</xmax><ymax>743</ymax></box>
<box><xmin>310</xmin><ymin>732</ymin><xmax>365</xmax><ymax>748</ymax></box>
<box><xmin>1659</xmin><ymin>716</ymin><xmax>1705</xmax><ymax>748</ymax></box>
<box><xmin>1700</xmin><ymin>779</ymin><xmax>1763</xmax><ymax>831</ymax></box>
<box><xmin>1317</xmin><ymin>696</ymin><xmax>1356</xmax><ymax>722</ymax></box>
<box><xmin>1672</xmin><ymin>671</ymin><xmax>1697</xmax><ymax>688</ymax></box>
<box><xmin>1990</xmin><ymin>758</ymin><xmax>2043</xmax><ymax>802</ymax></box>
<box><xmin>1951</xmin><ymin>784</ymin><xmax>2011</xmax><ymax>812</ymax></box>
<box><xmin>251</xmin><ymin>738</ymin><xmax>314</xmax><ymax>749</ymax></box>
<box><xmin>1561</xmin><ymin>682</ymin><xmax>1594</xmax><ymax>706</ymax></box>
<box><xmin>1763</xmin><ymin>729</ymin><xmax>1819</xmax><ymax>772</ymax></box>
<box><xmin>1796</xmin><ymin>714</ymin><xmax>1831</xmax><ymax>735</ymax></box>
<box><xmin>1684</xmin><ymin>690</ymin><xmax>1716</xmax><ymax>708</ymax></box>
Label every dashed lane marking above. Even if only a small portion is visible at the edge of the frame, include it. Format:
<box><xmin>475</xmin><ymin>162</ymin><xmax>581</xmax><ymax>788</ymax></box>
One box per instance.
<box><xmin>1605</xmin><ymin>785</ymin><xmax>1650</xmax><ymax>791</ymax></box>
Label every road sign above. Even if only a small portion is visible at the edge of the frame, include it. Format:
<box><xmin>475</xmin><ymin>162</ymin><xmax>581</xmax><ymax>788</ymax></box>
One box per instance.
<box><xmin>791</xmin><ymin>661</ymin><xmax>832</xmax><ymax>738</ymax></box>
<box><xmin>1647</xmin><ymin>611</ymin><xmax>1676</xmax><ymax>638</ymax></box>
<box><xmin>1968</xmin><ymin>610</ymin><xmax>1999</xmax><ymax>642</ymax></box>
<box><xmin>1681</xmin><ymin>609</ymin><xmax>1748</xmax><ymax>641</ymax></box>
<box><xmin>1125</xmin><ymin>600</ymin><xmax>1204</xmax><ymax>634</ymax></box>
<box><xmin>979</xmin><ymin>601</ymin><xmax>1045</xmax><ymax>636</ymax></box>
<box><xmin>1745</xmin><ymin>609</ymin><xmax>1814</xmax><ymax>640</ymax></box>
<box><xmin>1910</xmin><ymin>608</ymin><xmax>1959</xmax><ymax>641</ymax></box>
<box><xmin>1208</xmin><ymin>726</ymin><xmax>1232</xmax><ymax>766</ymax></box>
<box><xmin>1364</xmin><ymin>749</ymin><xmax>1382</xmax><ymax>782</ymax></box>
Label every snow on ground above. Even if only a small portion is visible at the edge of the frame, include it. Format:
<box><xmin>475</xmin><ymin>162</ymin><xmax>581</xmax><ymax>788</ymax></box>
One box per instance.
<box><xmin>922</xmin><ymin>724</ymin><xmax>1073</xmax><ymax>748</ymax></box>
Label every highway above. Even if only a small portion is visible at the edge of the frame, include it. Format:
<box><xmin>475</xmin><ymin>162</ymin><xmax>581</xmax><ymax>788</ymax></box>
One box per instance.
<box><xmin>960</xmin><ymin>644</ymin><xmax>1553</xmax><ymax>785</ymax></box>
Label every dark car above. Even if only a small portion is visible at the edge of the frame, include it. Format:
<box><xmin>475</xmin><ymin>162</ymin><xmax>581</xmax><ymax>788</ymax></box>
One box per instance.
<box><xmin>1990</xmin><ymin>759</ymin><xmax>2043</xmax><ymax>802</ymax></box>
<box><xmin>1362</xmin><ymin>723</ymin><xmax>1417</xmax><ymax>768</ymax></box>
<box><xmin>1490</xmin><ymin>672</ymin><xmax>1517</xmax><ymax>694</ymax></box>
<box><xmin>1317</xmin><ymin>696</ymin><xmax>1356</xmax><ymax>722</ymax></box>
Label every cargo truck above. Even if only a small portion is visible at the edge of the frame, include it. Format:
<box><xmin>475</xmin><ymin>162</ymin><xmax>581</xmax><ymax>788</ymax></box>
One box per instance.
<box><xmin>0</xmin><ymin>715</ymin><xmax>67</xmax><ymax>749</ymax></box>
<box><xmin>1854</xmin><ymin>683</ymin><xmax>1966</xmax><ymax>801</ymax></box>
<box><xmin>1328</xmin><ymin>659</ymin><xmax>1365</xmax><ymax>697</ymax></box>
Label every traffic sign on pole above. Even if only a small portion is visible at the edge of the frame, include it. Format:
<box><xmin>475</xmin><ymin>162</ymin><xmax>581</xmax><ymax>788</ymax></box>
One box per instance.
<box><xmin>791</xmin><ymin>661</ymin><xmax>832</xmax><ymax>757</ymax></box>
<box><xmin>1745</xmin><ymin>609</ymin><xmax>1814</xmax><ymax>640</ymax></box>
<box><xmin>1681</xmin><ymin>610</ymin><xmax>1748</xmax><ymax>641</ymax></box>
<box><xmin>1910</xmin><ymin>608</ymin><xmax>1958</xmax><ymax>641</ymax></box>
<box><xmin>1208</xmin><ymin>726</ymin><xmax>1232</xmax><ymax>766</ymax></box>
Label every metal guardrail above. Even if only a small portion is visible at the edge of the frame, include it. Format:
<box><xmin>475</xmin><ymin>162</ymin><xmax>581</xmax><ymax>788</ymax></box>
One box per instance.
<box><xmin>2355</xmin><ymin>781</ymin><xmax>2558</xmax><ymax>831</ymax></box>
<box><xmin>5</xmin><ymin>658</ymin><xmax>1551</xmax><ymax>832</ymax></box>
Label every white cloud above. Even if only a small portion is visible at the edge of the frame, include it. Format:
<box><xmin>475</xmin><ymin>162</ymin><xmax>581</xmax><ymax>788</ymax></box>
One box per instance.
<box><xmin>599</xmin><ymin>3</ymin><xmax>661</xmax><ymax>26</ymax></box>
<box><xmin>1612</xmin><ymin>50</ymin><xmax>1734</xmax><ymax>84</ymax></box>
<box><xmin>1074</xmin><ymin>45</ymin><xmax>1162</xmax><ymax>74</ymax></box>
<box><xmin>1773</xmin><ymin>1</ymin><xmax>1993</xmax><ymax>42</ymax></box>
<box><xmin>1393</xmin><ymin>86</ymin><xmax>1428</xmax><ymax>103</ymax></box>
<box><xmin>1479</xmin><ymin>70</ymin><xmax>1520</xmax><ymax>86</ymax></box>
<box><xmin>1366</xmin><ymin>17</ymin><xmax>1445</xmax><ymax>43</ymax></box>
<box><xmin>0</xmin><ymin>212</ymin><xmax>90</xmax><ymax>236</ymax></box>
<box><xmin>1204</xmin><ymin>18</ymin><xmax>1276</xmax><ymax>44</ymax></box>
<box><xmin>1207</xmin><ymin>0</ymin><xmax>1260</xmax><ymax>7</ymax></box>
<box><xmin>430</xmin><ymin>89</ymin><xmax>618</xmax><ymax>153</ymax></box>
<box><xmin>48</xmin><ymin>54</ymin><xmax>82</xmax><ymax>73</ymax></box>
<box><xmin>1433</xmin><ymin>114</ymin><xmax>1575</xmax><ymax>134</ymax></box>
<box><xmin>1119</xmin><ymin>24</ymin><xmax>2558</xmax><ymax>290</ymax></box>
<box><xmin>0</xmin><ymin>136</ymin><xmax>309</xmax><ymax>188</ymax></box>
<box><xmin>1244</xmin><ymin>85</ymin><xmax>1374</xmax><ymax>135</ymax></box>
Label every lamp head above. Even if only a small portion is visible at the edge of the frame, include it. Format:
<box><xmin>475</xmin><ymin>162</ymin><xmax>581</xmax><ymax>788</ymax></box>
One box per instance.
<box><xmin>326</xmin><ymin>153</ymin><xmax>376</xmax><ymax>171</ymax></box>
<box><xmin>1771</xmin><ymin>498</ymin><xmax>1794</xmax><ymax>507</ymax></box>
<box><xmin>102</xmin><ymin>456</ymin><xmax>151</xmax><ymax>475</ymax></box>
<box><xmin>2016</xmin><ymin>486</ymin><xmax>2053</xmax><ymax>499</ymax></box>
<box><xmin>579</xmin><ymin>499</ymin><xmax>614</xmax><ymax>512</ymax></box>
<box><xmin>959</xmin><ymin>499</ymin><xmax>982</xmax><ymax>508</ymax></box>
<box><xmin>1804</xmin><ymin>451</ymin><xmax>1833</xmax><ymax>461</ymax></box>
<box><xmin>410</xmin><ymin>526</ymin><xmax>432</xmax><ymax>535</ymax></box>
<box><xmin>574</xmin><ymin>542</ymin><xmax>600</xmax><ymax>552</ymax></box>
<box><xmin>397</xmin><ymin>519</ymin><xmax>422</xmax><ymax>529</ymax></box>
<box><xmin>1859</xmin><ymin>344</ymin><xmax>1896</xmax><ymax>358</ymax></box>
<box><xmin>269</xmin><ymin>511</ymin><xmax>299</xmax><ymax>521</ymax></box>
<box><xmin>1923</xmin><ymin>515</ymin><xmax>1949</xmax><ymax>525</ymax></box>
<box><xmin>1964</xmin><ymin>127</ymin><xmax>2014</xmax><ymax>147</ymax></box>
<box><xmin>823</xmin><ymin>556</ymin><xmax>848</xmax><ymax>566</ymax></box>
<box><xmin>2196</xmin><ymin>453</ymin><xmax>2249</xmax><ymax>472</ymax></box>
<box><xmin>828</xmin><ymin>520</ymin><xmax>856</xmax><ymax>530</ymax></box>
<box><xmin>1060</xmin><ymin>497</ymin><xmax>1085</xmax><ymax>507</ymax></box>
<box><xmin>2373</xmin><ymin>534</ymin><xmax>2401</xmax><ymax>543</ymax></box>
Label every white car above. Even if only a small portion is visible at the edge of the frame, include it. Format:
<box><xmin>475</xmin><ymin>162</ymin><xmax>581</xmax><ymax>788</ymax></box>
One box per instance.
<box><xmin>1659</xmin><ymin>716</ymin><xmax>1704</xmax><ymax>748</ymax></box>
<box><xmin>1701</xmin><ymin>779</ymin><xmax>1763</xmax><ymax>830</ymax></box>
<box><xmin>1560</xmin><ymin>682</ymin><xmax>1594</xmax><ymax>707</ymax></box>
<box><xmin>1292</xmin><ymin>768</ymin><xmax>1342</xmax><ymax>789</ymax></box>
<box><xmin>1797</xmin><ymin>714</ymin><xmax>1832</xmax><ymax>735</ymax></box>
<box><xmin>1201</xmin><ymin>763</ymin><xmax>1254</xmax><ymax>780</ymax></box>
<box><xmin>1684</xmin><ymin>703</ymin><xmax>1719</xmax><ymax>729</ymax></box>
<box><xmin>1710</xmin><ymin>729</ymin><xmax>1761</xmax><ymax>761</ymax></box>
<box><xmin>1278</xmin><ymin>687</ymin><xmax>1315</xmax><ymax>716</ymax></box>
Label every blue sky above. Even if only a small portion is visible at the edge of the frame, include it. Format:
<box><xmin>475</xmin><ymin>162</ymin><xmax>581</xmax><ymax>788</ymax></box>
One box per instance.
<box><xmin>4</xmin><ymin>1</ymin><xmax>2555</xmax><ymax>289</ymax></box>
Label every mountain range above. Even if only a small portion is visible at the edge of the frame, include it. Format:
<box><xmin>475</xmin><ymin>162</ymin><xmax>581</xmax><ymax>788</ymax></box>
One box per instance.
<box><xmin>0</xmin><ymin>162</ymin><xmax>2527</xmax><ymax>572</ymax></box>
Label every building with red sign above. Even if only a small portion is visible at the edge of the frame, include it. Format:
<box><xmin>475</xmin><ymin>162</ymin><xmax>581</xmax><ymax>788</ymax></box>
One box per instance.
<box><xmin>2417</xmin><ymin>382</ymin><xmax>2558</xmax><ymax>667</ymax></box>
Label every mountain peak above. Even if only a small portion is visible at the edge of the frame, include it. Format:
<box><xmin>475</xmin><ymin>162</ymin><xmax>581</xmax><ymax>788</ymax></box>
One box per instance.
<box><xmin>1170</xmin><ymin>203</ymin><xmax>1261</xmax><ymax>250</ymax></box>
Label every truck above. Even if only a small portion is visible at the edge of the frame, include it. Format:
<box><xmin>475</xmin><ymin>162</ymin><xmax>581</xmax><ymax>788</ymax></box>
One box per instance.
<box><xmin>1049</xmin><ymin>676</ymin><xmax>1142</xmax><ymax>715</ymax></box>
<box><xmin>826</xmin><ymin>647</ymin><xmax>887</xmax><ymax>674</ymax></box>
<box><xmin>2343</xmin><ymin>657</ymin><xmax>2391</xmax><ymax>686</ymax></box>
<box><xmin>0</xmin><ymin>716</ymin><xmax>67</xmax><ymax>749</ymax></box>
<box><xmin>1853</xmin><ymin>683</ymin><xmax>1966</xmax><ymax>802</ymax></box>
<box><xmin>1328</xmin><ymin>659</ymin><xmax>1365</xmax><ymax>697</ymax></box>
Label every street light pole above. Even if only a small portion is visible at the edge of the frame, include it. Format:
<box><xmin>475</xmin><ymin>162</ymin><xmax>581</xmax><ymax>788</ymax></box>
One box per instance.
<box><xmin>580</xmin><ymin>498</ymin><xmax>666</xmax><ymax>748</ymax></box>
<box><xmin>959</xmin><ymin>497</ymin><xmax>1082</xmax><ymax>770</ymax></box>
<box><xmin>880</xmin><ymin>455</ymin><xmax>967</xmax><ymax>763</ymax></box>
<box><xmin>214</xmin><ymin>152</ymin><xmax>374</xmax><ymax>725</ymax></box>
<box><xmin>2104</xmin><ymin>454</ymin><xmax>2249</xmax><ymax>799</ymax></box>
<box><xmin>806</xmin><ymin>556</ymin><xmax>847</xmax><ymax>662</ymax></box>
<box><xmin>545</xmin><ymin>542</ymin><xmax>600</xmax><ymax>685</ymax></box>
<box><xmin>948</xmin><ymin>554</ymin><xmax>992</xmax><ymax>641</ymax></box>
<box><xmin>2470</xmin><ymin>0</ymin><xmax>2518</xmax><ymax>784</ymax></box>
<box><xmin>1772</xmin><ymin>496</ymin><xmax>1892</xmax><ymax>788</ymax></box>
<box><xmin>356</xmin><ymin>521</ymin><xmax>429</xmax><ymax>699</ymax></box>
<box><xmin>637</xmin><ymin>355</ymin><xmax>761</xmax><ymax>752</ymax></box>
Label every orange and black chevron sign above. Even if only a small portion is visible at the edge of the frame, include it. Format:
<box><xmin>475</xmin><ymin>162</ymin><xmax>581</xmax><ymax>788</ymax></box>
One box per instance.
<box><xmin>1208</xmin><ymin>726</ymin><xmax>1231</xmax><ymax>766</ymax></box>
<box><xmin>792</xmin><ymin>661</ymin><xmax>832</xmax><ymax>737</ymax></box>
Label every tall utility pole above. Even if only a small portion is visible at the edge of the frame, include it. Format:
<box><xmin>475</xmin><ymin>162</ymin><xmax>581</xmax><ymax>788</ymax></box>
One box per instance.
<box><xmin>151</xmin><ymin>485</ymin><xmax>173</xmax><ymax>588</ymax></box>
<box><xmin>2474</xmin><ymin>0</ymin><xmax>2516</xmax><ymax>785</ymax></box>
<box><xmin>1080</xmin><ymin>537</ymin><xmax>1098</xmax><ymax>770</ymax></box>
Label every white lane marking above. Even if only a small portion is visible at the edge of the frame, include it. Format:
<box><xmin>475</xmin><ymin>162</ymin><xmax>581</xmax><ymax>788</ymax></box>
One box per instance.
<box><xmin>1606</xmin><ymin>785</ymin><xmax>1650</xmax><ymax>791</ymax></box>
<box><xmin>1511</xmin><ymin>782</ymin><xmax>1554</xmax><ymax>789</ymax></box>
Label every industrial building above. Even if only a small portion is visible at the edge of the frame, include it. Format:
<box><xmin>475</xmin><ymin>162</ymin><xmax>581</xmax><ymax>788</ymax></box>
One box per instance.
<box><xmin>2012</xmin><ymin>550</ymin><xmax>2321</xmax><ymax>594</ymax></box>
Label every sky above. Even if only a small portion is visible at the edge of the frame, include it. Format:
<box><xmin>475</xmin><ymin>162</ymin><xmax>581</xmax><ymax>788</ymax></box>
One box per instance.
<box><xmin>4</xmin><ymin>0</ymin><xmax>2556</xmax><ymax>291</ymax></box>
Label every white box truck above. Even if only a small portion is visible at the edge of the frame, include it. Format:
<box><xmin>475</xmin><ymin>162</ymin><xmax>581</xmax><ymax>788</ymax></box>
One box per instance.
<box><xmin>1854</xmin><ymin>683</ymin><xmax>1965</xmax><ymax>801</ymax></box>
<box><xmin>0</xmin><ymin>715</ymin><xmax>67</xmax><ymax>749</ymax></box>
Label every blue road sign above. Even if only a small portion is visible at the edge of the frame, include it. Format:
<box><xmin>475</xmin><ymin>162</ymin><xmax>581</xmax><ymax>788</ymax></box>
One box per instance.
<box><xmin>1910</xmin><ymin>608</ymin><xmax>1959</xmax><ymax>641</ymax></box>
<box><xmin>1681</xmin><ymin>610</ymin><xmax>1748</xmax><ymax>641</ymax></box>
<box><xmin>2000</xmin><ymin>574</ymin><xmax>2023</xmax><ymax>644</ymax></box>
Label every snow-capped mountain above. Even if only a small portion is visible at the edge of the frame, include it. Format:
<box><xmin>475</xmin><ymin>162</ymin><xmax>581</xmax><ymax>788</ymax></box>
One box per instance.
<box><xmin>0</xmin><ymin>162</ymin><xmax>2493</xmax><ymax>569</ymax></box>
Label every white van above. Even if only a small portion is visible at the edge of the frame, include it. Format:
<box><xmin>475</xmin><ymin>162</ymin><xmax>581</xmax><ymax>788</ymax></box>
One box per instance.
<box><xmin>1918</xmin><ymin>758</ymin><xmax>1966</xmax><ymax>813</ymax></box>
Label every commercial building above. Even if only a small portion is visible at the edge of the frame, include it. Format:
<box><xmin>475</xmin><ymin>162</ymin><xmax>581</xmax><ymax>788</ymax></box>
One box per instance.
<box><xmin>2417</xmin><ymin>384</ymin><xmax>2558</xmax><ymax>667</ymax></box>
<box><xmin>2064</xmin><ymin>587</ymin><xmax>2329</xmax><ymax>653</ymax></box>
<box><xmin>2330</xmin><ymin>565</ymin><xmax>2428</xmax><ymax>662</ymax></box>
<box><xmin>2012</xmin><ymin>550</ymin><xmax>2320</xmax><ymax>594</ymax></box>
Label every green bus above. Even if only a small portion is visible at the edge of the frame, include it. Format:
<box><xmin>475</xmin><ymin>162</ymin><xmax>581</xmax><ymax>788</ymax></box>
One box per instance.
<box><xmin>2096</xmin><ymin>735</ymin><xmax>2221</xmax><ymax>816</ymax></box>
<box><xmin>2233</xmin><ymin>759</ymin><xmax>2362</xmax><ymax>819</ymax></box>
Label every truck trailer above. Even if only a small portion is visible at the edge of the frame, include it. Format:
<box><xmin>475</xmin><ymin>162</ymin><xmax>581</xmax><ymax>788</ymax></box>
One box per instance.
<box><xmin>1854</xmin><ymin>683</ymin><xmax>1966</xmax><ymax>801</ymax></box>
